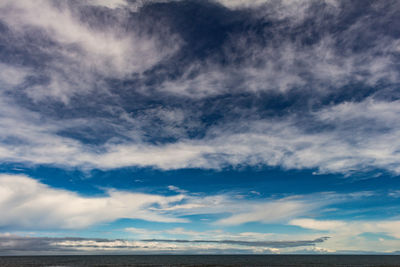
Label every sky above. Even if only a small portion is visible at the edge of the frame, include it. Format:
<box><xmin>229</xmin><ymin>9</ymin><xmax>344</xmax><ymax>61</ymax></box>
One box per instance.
<box><xmin>0</xmin><ymin>0</ymin><xmax>400</xmax><ymax>255</ymax></box>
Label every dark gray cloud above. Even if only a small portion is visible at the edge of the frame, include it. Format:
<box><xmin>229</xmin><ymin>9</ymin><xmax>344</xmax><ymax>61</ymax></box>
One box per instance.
<box><xmin>0</xmin><ymin>236</ymin><xmax>103</xmax><ymax>254</ymax></box>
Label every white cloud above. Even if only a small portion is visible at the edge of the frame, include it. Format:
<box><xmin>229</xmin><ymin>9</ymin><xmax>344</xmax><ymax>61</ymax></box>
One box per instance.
<box><xmin>0</xmin><ymin>174</ymin><xmax>187</xmax><ymax>229</ymax></box>
<box><xmin>216</xmin><ymin>199</ymin><xmax>316</xmax><ymax>225</ymax></box>
<box><xmin>0</xmin><ymin>235</ymin><xmax>281</xmax><ymax>254</ymax></box>
<box><xmin>0</xmin><ymin>174</ymin><xmax>349</xmax><ymax>230</ymax></box>
<box><xmin>149</xmin><ymin>1</ymin><xmax>398</xmax><ymax>99</ymax></box>
<box><xmin>0</xmin><ymin>63</ymin><xmax>30</xmax><ymax>87</ymax></box>
<box><xmin>214</xmin><ymin>0</ymin><xmax>340</xmax><ymax>31</ymax></box>
<box><xmin>290</xmin><ymin>218</ymin><xmax>347</xmax><ymax>231</ymax></box>
<box><xmin>289</xmin><ymin>219</ymin><xmax>400</xmax><ymax>239</ymax></box>
<box><xmin>203</xmin><ymin>99</ymin><xmax>400</xmax><ymax>174</ymax></box>
<box><xmin>0</xmin><ymin>97</ymin><xmax>399</xmax><ymax>174</ymax></box>
<box><xmin>125</xmin><ymin>227</ymin><xmax>163</xmax><ymax>236</ymax></box>
<box><xmin>289</xmin><ymin>218</ymin><xmax>400</xmax><ymax>252</ymax></box>
<box><xmin>209</xmin><ymin>191</ymin><xmax>372</xmax><ymax>226</ymax></box>
<box><xmin>0</xmin><ymin>0</ymin><xmax>399</xmax><ymax>176</ymax></box>
<box><xmin>388</xmin><ymin>191</ymin><xmax>400</xmax><ymax>198</ymax></box>
<box><xmin>87</xmin><ymin>0</ymin><xmax>128</xmax><ymax>9</ymax></box>
<box><xmin>0</xmin><ymin>0</ymin><xmax>175</xmax><ymax>74</ymax></box>
<box><xmin>125</xmin><ymin>226</ymin><xmax>322</xmax><ymax>244</ymax></box>
<box><xmin>0</xmin><ymin>0</ymin><xmax>180</xmax><ymax>102</ymax></box>
<box><xmin>158</xmin><ymin>32</ymin><xmax>398</xmax><ymax>97</ymax></box>
<box><xmin>159</xmin><ymin>192</ymin><xmax>354</xmax><ymax>226</ymax></box>
<box><xmin>167</xmin><ymin>185</ymin><xmax>188</xmax><ymax>194</ymax></box>
<box><xmin>0</xmin><ymin>174</ymin><xmax>391</xmax><ymax>252</ymax></box>
<box><xmin>125</xmin><ymin>227</ymin><xmax>233</xmax><ymax>241</ymax></box>
<box><xmin>48</xmin><ymin>235</ymin><xmax>327</xmax><ymax>253</ymax></box>
<box><xmin>215</xmin><ymin>0</ymin><xmax>316</xmax><ymax>13</ymax></box>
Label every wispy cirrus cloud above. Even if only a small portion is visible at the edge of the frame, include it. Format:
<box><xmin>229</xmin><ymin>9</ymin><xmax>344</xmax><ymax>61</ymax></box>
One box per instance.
<box><xmin>0</xmin><ymin>0</ymin><xmax>180</xmax><ymax>102</ymax></box>
<box><xmin>0</xmin><ymin>98</ymin><xmax>400</xmax><ymax>174</ymax></box>
<box><xmin>0</xmin><ymin>0</ymin><xmax>399</xmax><ymax>176</ymax></box>
<box><xmin>0</xmin><ymin>174</ymin><xmax>378</xmax><ymax>230</ymax></box>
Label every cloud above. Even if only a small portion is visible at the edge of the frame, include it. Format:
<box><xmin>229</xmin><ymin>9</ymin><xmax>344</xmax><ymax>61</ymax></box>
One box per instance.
<box><xmin>1</xmin><ymin>0</ymin><xmax>400</xmax><ymax>255</ymax></box>
<box><xmin>124</xmin><ymin>226</ymin><xmax>322</xmax><ymax>243</ymax></box>
<box><xmin>155</xmin><ymin>190</ymin><xmax>368</xmax><ymax>226</ymax></box>
<box><xmin>155</xmin><ymin>1</ymin><xmax>398</xmax><ymax>97</ymax></box>
<box><xmin>290</xmin><ymin>218</ymin><xmax>400</xmax><ymax>239</ymax></box>
<box><xmin>167</xmin><ymin>185</ymin><xmax>188</xmax><ymax>194</ymax></box>
<box><xmin>157</xmin><ymin>193</ymin><xmax>327</xmax><ymax>225</ymax></box>
<box><xmin>0</xmin><ymin>63</ymin><xmax>30</xmax><ymax>87</ymax></box>
<box><xmin>215</xmin><ymin>199</ymin><xmax>317</xmax><ymax>225</ymax></box>
<box><xmin>0</xmin><ymin>234</ymin><xmax>328</xmax><ymax>255</ymax></box>
<box><xmin>0</xmin><ymin>235</ymin><xmax>159</xmax><ymax>255</ymax></box>
<box><xmin>290</xmin><ymin>219</ymin><xmax>346</xmax><ymax>231</ymax></box>
<box><xmin>0</xmin><ymin>174</ymin><xmax>299</xmax><ymax>229</ymax></box>
<box><xmin>0</xmin><ymin>235</ymin><xmax>85</xmax><ymax>254</ymax></box>
<box><xmin>0</xmin><ymin>94</ymin><xmax>399</xmax><ymax>174</ymax></box>
<box><xmin>214</xmin><ymin>0</ymin><xmax>336</xmax><ymax>17</ymax></box>
<box><xmin>289</xmin><ymin>218</ymin><xmax>400</xmax><ymax>252</ymax></box>
<box><xmin>0</xmin><ymin>0</ymin><xmax>180</xmax><ymax>102</ymax></box>
<box><xmin>0</xmin><ymin>174</ymin><xmax>187</xmax><ymax>229</ymax></box>
<box><xmin>0</xmin><ymin>174</ymin><xmax>392</xmax><ymax>253</ymax></box>
<box><xmin>140</xmin><ymin>237</ymin><xmax>329</xmax><ymax>248</ymax></box>
<box><xmin>87</xmin><ymin>0</ymin><xmax>129</xmax><ymax>9</ymax></box>
<box><xmin>388</xmin><ymin>191</ymin><xmax>400</xmax><ymax>198</ymax></box>
<box><xmin>0</xmin><ymin>0</ymin><xmax>399</xmax><ymax>175</ymax></box>
<box><xmin>0</xmin><ymin>174</ymin><xmax>360</xmax><ymax>229</ymax></box>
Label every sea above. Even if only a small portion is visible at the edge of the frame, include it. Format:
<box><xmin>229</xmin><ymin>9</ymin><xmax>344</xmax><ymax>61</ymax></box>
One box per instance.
<box><xmin>0</xmin><ymin>255</ymin><xmax>400</xmax><ymax>267</ymax></box>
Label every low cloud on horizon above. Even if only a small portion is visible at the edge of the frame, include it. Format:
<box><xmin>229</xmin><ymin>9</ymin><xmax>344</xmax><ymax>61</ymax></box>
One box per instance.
<box><xmin>0</xmin><ymin>234</ymin><xmax>331</xmax><ymax>255</ymax></box>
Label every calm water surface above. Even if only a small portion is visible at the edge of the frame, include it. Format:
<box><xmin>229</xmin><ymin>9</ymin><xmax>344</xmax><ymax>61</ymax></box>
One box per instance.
<box><xmin>0</xmin><ymin>255</ymin><xmax>400</xmax><ymax>267</ymax></box>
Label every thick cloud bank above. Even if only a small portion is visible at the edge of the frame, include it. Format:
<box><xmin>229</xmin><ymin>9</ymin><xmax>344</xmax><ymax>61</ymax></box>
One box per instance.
<box><xmin>0</xmin><ymin>234</ymin><xmax>329</xmax><ymax>255</ymax></box>
<box><xmin>0</xmin><ymin>0</ymin><xmax>399</xmax><ymax>174</ymax></box>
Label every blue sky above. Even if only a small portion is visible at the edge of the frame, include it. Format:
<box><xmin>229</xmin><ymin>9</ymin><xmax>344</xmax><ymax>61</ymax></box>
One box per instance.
<box><xmin>0</xmin><ymin>0</ymin><xmax>400</xmax><ymax>254</ymax></box>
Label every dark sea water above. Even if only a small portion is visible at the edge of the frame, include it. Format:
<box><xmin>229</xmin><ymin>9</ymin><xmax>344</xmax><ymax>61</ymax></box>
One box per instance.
<box><xmin>0</xmin><ymin>255</ymin><xmax>400</xmax><ymax>267</ymax></box>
